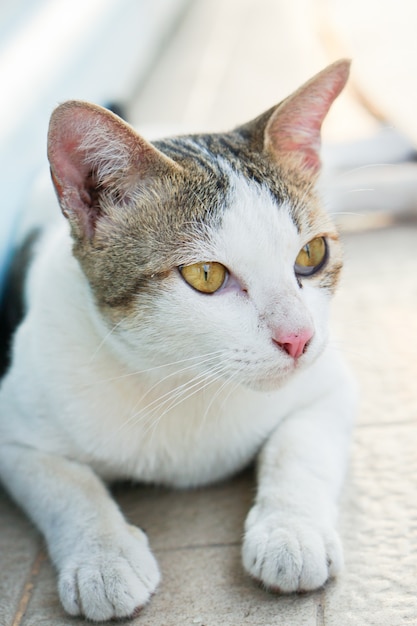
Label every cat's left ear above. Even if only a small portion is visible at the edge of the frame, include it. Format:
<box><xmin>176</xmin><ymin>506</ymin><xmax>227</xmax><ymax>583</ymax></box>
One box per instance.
<box><xmin>47</xmin><ymin>101</ymin><xmax>181</xmax><ymax>239</ymax></box>
<box><xmin>242</xmin><ymin>59</ymin><xmax>350</xmax><ymax>174</ymax></box>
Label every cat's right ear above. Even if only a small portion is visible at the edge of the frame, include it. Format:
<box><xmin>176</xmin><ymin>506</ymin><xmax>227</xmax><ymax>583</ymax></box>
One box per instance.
<box><xmin>238</xmin><ymin>59</ymin><xmax>350</xmax><ymax>175</ymax></box>
<box><xmin>47</xmin><ymin>101</ymin><xmax>181</xmax><ymax>239</ymax></box>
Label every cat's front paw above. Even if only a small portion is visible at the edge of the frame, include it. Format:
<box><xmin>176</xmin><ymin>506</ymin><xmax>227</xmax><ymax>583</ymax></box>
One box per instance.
<box><xmin>242</xmin><ymin>506</ymin><xmax>343</xmax><ymax>593</ymax></box>
<box><xmin>58</xmin><ymin>524</ymin><xmax>160</xmax><ymax>622</ymax></box>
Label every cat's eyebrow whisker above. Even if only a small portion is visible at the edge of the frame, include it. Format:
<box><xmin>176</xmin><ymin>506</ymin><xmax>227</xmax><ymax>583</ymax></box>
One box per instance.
<box><xmin>343</xmin><ymin>188</ymin><xmax>374</xmax><ymax>194</ymax></box>
<box><xmin>329</xmin><ymin>163</ymin><xmax>402</xmax><ymax>182</ymax></box>
<box><xmin>331</xmin><ymin>162</ymin><xmax>403</xmax><ymax>180</ymax></box>
<box><xmin>327</xmin><ymin>211</ymin><xmax>364</xmax><ymax>217</ymax></box>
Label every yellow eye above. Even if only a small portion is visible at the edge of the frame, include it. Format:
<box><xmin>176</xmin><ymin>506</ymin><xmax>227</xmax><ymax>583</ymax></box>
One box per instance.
<box><xmin>295</xmin><ymin>237</ymin><xmax>327</xmax><ymax>276</ymax></box>
<box><xmin>179</xmin><ymin>262</ymin><xmax>227</xmax><ymax>294</ymax></box>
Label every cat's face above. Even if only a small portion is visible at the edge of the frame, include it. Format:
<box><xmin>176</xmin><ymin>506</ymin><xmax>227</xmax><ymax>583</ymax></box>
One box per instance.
<box><xmin>47</xmin><ymin>61</ymin><xmax>349</xmax><ymax>390</ymax></box>
<box><xmin>96</xmin><ymin>157</ymin><xmax>340</xmax><ymax>392</ymax></box>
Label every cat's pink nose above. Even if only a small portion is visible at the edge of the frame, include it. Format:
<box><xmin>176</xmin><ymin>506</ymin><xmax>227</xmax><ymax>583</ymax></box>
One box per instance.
<box><xmin>273</xmin><ymin>329</ymin><xmax>313</xmax><ymax>359</ymax></box>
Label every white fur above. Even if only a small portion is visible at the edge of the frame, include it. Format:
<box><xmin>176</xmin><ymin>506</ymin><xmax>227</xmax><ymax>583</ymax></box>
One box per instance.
<box><xmin>0</xmin><ymin>169</ymin><xmax>356</xmax><ymax>620</ymax></box>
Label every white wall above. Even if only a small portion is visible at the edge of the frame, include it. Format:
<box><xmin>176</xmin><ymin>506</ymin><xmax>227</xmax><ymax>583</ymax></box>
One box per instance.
<box><xmin>0</xmin><ymin>0</ymin><xmax>188</xmax><ymax>294</ymax></box>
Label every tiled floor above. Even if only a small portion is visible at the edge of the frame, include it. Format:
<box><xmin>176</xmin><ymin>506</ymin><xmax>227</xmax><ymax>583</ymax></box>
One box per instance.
<box><xmin>2</xmin><ymin>1</ymin><xmax>417</xmax><ymax>625</ymax></box>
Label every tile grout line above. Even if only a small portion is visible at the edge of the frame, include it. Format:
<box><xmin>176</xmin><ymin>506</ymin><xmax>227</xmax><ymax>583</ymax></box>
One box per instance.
<box><xmin>10</xmin><ymin>547</ymin><xmax>46</xmax><ymax>626</ymax></box>
<box><xmin>315</xmin><ymin>589</ymin><xmax>326</xmax><ymax>626</ymax></box>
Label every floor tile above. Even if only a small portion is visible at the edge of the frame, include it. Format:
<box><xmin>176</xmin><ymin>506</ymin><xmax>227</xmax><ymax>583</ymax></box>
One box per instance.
<box><xmin>137</xmin><ymin>545</ymin><xmax>320</xmax><ymax>626</ymax></box>
<box><xmin>113</xmin><ymin>468</ymin><xmax>255</xmax><ymax>551</ymax></box>
<box><xmin>332</xmin><ymin>226</ymin><xmax>417</xmax><ymax>427</ymax></box>
<box><xmin>0</xmin><ymin>488</ymin><xmax>42</xmax><ymax>626</ymax></box>
<box><xmin>326</xmin><ymin>423</ymin><xmax>417</xmax><ymax>625</ymax></box>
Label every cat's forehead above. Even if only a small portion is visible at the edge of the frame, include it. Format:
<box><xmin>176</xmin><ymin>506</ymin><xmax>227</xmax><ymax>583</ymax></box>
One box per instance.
<box><xmin>155</xmin><ymin>133</ymin><xmax>326</xmax><ymax>237</ymax></box>
<box><xmin>206</xmin><ymin>167</ymin><xmax>318</xmax><ymax>281</ymax></box>
<box><xmin>128</xmin><ymin>135</ymin><xmax>334</xmax><ymax>277</ymax></box>
<box><xmin>215</xmin><ymin>167</ymin><xmax>299</xmax><ymax>261</ymax></box>
<box><xmin>171</xmin><ymin>150</ymin><xmax>341</xmax><ymax>293</ymax></box>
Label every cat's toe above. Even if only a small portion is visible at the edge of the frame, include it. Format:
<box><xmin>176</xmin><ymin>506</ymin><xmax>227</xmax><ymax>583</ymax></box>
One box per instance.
<box><xmin>58</xmin><ymin>525</ymin><xmax>160</xmax><ymax>621</ymax></box>
<box><xmin>242</xmin><ymin>508</ymin><xmax>343</xmax><ymax>593</ymax></box>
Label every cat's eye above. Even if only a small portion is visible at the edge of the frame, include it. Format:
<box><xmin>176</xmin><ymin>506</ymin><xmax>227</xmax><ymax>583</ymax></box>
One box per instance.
<box><xmin>179</xmin><ymin>262</ymin><xmax>228</xmax><ymax>294</ymax></box>
<box><xmin>294</xmin><ymin>237</ymin><xmax>327</xmax><ymax>276</ymax></box>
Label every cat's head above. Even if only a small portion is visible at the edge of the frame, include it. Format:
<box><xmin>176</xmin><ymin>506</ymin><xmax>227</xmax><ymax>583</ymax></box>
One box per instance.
<box><xmin>47</xmin><ymin>60</ymin><xmax>349</xmax><ymax>390</ymax></box>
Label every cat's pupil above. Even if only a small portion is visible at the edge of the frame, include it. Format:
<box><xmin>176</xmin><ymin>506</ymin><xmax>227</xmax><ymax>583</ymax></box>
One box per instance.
<box><xmin>179</xmin><ymin>261</ymin><xmax>227</xmax><ymax>293</ymax></box>
<box><xmin>294</xmin><ymin>237</ymin><xmax>327</xmax><ymax>278</ymax></box>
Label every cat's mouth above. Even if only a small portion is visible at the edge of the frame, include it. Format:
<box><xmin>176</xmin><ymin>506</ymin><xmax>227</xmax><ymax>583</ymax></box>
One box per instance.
<box><xmin>236</xmin><ymin>361</ymin><xmax>296</xmax><ymax>392</ymax></box>
<box><xmin>235</xmin><ymin>345</ymin><xmax>320</xmax><ymax>391</ymax></box>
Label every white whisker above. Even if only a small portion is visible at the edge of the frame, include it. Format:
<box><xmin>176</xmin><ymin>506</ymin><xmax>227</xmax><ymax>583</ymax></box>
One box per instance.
<box><xmin>335</xmin><ymin>162</ymin><xmax>402</xmax><ymax>179</ymax></box>
<box><xmin>90</xmin><ymin>319</ymin><xmax>125</xmax><ymax>362</ymax></box>
<box><xmin>92</xmin><ymin>349</ymin><xmax>225</xmax><ymax>385</ymax></box>
<box><xmin>198</xmin><ymin>367</ymin><xmax>242</xmax><ymax>435</ymax></box>
<box><xmin>343</xmin><ymin>188</ymin><xmax>374</xmax><ymax>194</ymax></box>
<box><xmin>97</xmin><ymin>359</ymin><xmax>229</xmax><ymax>450</ymax></box>
<box><xmin>145</xmin><ymin>363</ymin><xmax>230</xmax><ymax>442</ymax></box>
<box><xmin>145</xmin><ymin>361</ymin><xmax>229</xmax><ymax>426</ymax></box>
<box><xmin>124</xmin><ymin>352</ymin><xmax>225</xmax><ymax>423</ymax></box>
<box><xmin>328</xmin><ymin>211</ymin><xmax>364</xmax><ymax>217</ymax></box>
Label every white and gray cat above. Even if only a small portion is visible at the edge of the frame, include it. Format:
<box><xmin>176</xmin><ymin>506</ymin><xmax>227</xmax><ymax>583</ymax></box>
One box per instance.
<box><xmin>0</xmin><ymin>60</ymin><xmax>356</xmax><ymax>621</ymax></box>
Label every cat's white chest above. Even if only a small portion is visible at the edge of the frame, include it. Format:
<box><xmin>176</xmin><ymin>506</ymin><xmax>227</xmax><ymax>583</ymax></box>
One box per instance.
<box><xmin>56</xmin><ymin>366</ymin><xmax>294</xmax><ymax>487</ymax></box>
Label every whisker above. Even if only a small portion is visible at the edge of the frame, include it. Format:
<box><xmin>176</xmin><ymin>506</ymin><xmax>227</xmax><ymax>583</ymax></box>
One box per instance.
<box><xmin>328</xmin><ymin>211</ymin><xmax>364</xmax><ymax>217</ymax></box>
<box><xmin>198</xmin><ymin>367</ymin><xmax>242</xmax><ymax>434</ymax></box>
<box><xmin>145</xmin><ymin>363</ymin><xmax>230</xmax><ymax>442</ymax></box>
<box><xmin>92</xmin><ymin>349</ymin><xmax>225</xmax><ymax>385</ymax></box>
<box><xmin>334</xmin><ymin>162</ymin><xmax>403</xmax><ymax>179</ymax></box>
<box><xmin>343</xmin><ymin>188</ymin><xmax>375</xmax><ymax>194</ymax></box>
<box><xmin>90</xmin><ymin>319</ymin><xmax>125</xmax><ymax>362</ymax></box>
<box><xmin>146</xmin><ymin>361</ymin><xmax>229</xmax><ymax>425</ymax></box>
<box><xmin>203</xmin><ymin>364</ymin><xmax>242</xmax><ymax>416</ymax></box>
<box><xmin>98</xmin><ymin>360</ymin><xmax>228</xmax><ymax>449</ymax></box>
<box><xmin>124</xmin><ymin>352</ymin><xmax>225</xmax><ymax>423</ymax></box>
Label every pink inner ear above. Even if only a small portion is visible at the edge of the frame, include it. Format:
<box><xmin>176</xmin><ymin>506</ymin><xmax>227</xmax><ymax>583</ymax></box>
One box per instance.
<box><xmin>50</xmin><ymin>138</ymin><xmax>91</xmax><ymax>198</ymax></box>
<box><xmin>48</xmin><ymin>107</ymin><xmax>105</xmax><ymax>238</ymax></box>
<box><xmin>48</xmin><ymin>106</ymin><xmax>101</xmax><ymax>197</ymax></box>
<box><xmin>265</xmin><ymin>60</ymin><xmax>350</xmax><ymax>173</ymax></box>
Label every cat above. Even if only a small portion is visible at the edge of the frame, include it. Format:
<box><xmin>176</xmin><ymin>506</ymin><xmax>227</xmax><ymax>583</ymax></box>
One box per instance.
<box><xmin>0</xmin><ymin>59</ymin><xmax>356</xmax><ymax>622</ymax></box>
